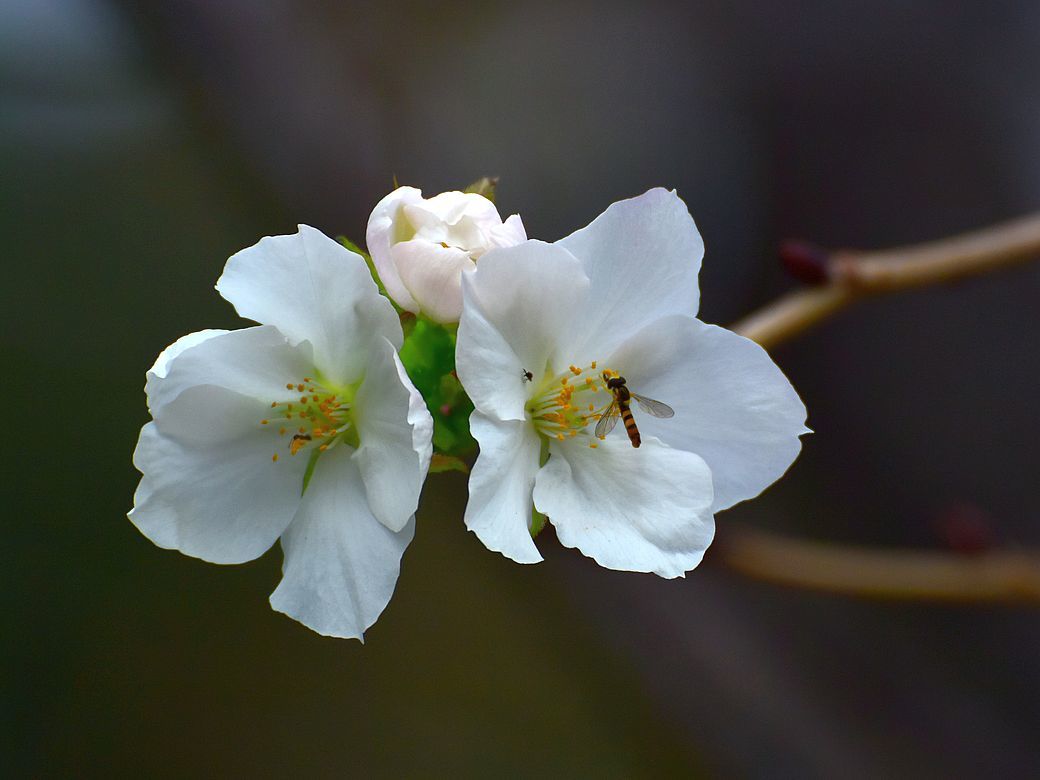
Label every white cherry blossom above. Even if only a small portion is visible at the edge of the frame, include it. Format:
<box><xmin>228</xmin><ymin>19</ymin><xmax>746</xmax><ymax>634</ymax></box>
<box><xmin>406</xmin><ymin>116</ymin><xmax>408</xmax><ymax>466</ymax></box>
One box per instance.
<box><xmin>366</xmin><ymin>186</ymin><xmax>526</xmax><ymax>323</ymax></box>
<box><xmin>130</xmin><ymin>225</ymin><xmax>433</xmax><ymax>639</ymax></box>
<box><xmin>455</xmin><ymin>189</ymin><xmax>809</xmax><ymax>577</ymax></box>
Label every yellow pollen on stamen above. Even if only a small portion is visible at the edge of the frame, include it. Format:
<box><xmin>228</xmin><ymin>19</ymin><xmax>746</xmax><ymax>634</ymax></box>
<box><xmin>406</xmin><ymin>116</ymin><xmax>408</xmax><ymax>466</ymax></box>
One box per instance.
<box><xmin>526</xmin><ymin>361</ymin><xmax>610</xmax><ymax>445</ymax></box>
<box><xmin>269</xmin><ymin>375</ymin><xmax>355</xmax><ymax>463</ymax></box>
<box><xmin>272</xmin><ymin>453</ymin><xmax>279</xmax><ymax>462</ymax></box>
<box><xmin>589</xmin><ymin>442</ymin><xmax>598</xmax><ymax>449</ymax></box>
<box><xmin>591</xmin><ymin>361</ymin><xmax>597</xmax><ymax>369</ymax></box>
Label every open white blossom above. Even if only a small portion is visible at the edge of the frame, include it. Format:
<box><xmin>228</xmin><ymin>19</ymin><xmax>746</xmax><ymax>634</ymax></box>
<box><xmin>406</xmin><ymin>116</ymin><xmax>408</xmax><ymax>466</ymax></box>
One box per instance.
<box><xmin>130</xmin><ymin>226</ymin><xmax>433</xmax><ymax>639</ymax></box>
<box><xmin>366</xmin><ymin>186</ymin><xmax>526</xmax><ymax>323</ymax></box>
<box><xmin>455</xmin><ymin>189</ymin><xmax>809</xmax><ymax>577</ymax></box>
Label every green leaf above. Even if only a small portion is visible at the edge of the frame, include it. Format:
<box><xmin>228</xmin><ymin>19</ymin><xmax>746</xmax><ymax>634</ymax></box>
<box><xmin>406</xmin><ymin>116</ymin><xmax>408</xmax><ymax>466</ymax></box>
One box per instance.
<box><xmin>397</xmin><ymin>318</ymin><xmax>476</xmax><ymax>458</ymax></box>
<box><xmin>464</xmin><ymin>176</ymin><xmax>498</xmax><ymax>202</ymax></box>
<box><xmin>429</xmin><ymin>453</ymin><xmax>470</xmax><ymax>474</ymax></box>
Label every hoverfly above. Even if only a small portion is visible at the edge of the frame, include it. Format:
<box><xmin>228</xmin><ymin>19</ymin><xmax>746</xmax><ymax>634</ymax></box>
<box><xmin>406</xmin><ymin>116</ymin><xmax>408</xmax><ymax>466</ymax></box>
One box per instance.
<box><xmin>595</xmin><ymin>372</ymin><xmax>674</xmax><ymax>448</ymax></box>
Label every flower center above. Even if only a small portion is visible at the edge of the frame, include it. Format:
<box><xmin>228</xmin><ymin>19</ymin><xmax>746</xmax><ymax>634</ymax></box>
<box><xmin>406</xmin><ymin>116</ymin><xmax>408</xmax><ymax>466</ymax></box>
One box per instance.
<box><xmin>262</xmin><ymin>376</ymin><xmax>359</xmax><ymax>463</ymax></box>
<box><xmin>525</xmin><ymin>361</ymin><xmax>612</xmax><ymax>447</ymax></box>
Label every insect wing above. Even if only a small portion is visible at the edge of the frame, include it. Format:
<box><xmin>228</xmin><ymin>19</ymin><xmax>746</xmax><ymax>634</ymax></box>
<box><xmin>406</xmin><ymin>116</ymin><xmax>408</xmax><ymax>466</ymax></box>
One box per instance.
<box><xmin>594</xmin><ymin>400</ymin><xmax>621</xmax><ymax>438</ymax></box>
<box><xmin>631</xmin><ymin>393</ymin><xmax>674</xmax><ymax>419</ymax></box>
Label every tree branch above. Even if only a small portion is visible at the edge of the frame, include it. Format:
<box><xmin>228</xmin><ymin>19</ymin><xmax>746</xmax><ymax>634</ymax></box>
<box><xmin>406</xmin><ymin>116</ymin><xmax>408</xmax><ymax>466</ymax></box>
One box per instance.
<box><xmin>720</xmin><ymin>212</ymin><xmax>1040</xmax><ymax>603</ymax></box>
<box><xmin>732</xmin><ymin>212</ymin><xmax>1040</xmax><ymax>349</ymax></box>
<box><xmin>718</xmin><ymin>525</ymin><xmax>1040</xmax><ymax>603</ymax></box>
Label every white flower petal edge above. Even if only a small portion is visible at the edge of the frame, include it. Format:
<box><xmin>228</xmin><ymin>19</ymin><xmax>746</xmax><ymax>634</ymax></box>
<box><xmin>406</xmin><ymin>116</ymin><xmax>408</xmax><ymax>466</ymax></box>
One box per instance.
<box><xmin>145</xmin><ymin>328</ymin><xmax>228</xmax><ymax>401</ymax></box>
<box><xmin>131</xmin><ymin>226</ymin><xmax>432</xmax><ymax>639</ymax></box>
<box><xmin>557</xmin><ymin>187</ymin><xmax>704</xmax><ymax>364</ymax></box>
<box><xmin>352</xmin><ymin>337</ymin><xmax>433</xmax><ymax>532</ymax></box>
<box><xmin>464</xmin><ymin>414</ymin><xmax>543</xmax><ymax>564</ymax></box>
<box><xmin>270</xmin><ymin>445</ymin><xmax>415</xmax><ymax>640</ymax></box>
<box><xmin>131</xmin><ymin>385</ymin><xmax>310</xmax><ymax>563</ymax></box>
<box><xmin>534</xmin><ymin>436</ymin><xmax>715</xmax><ymax>578</ymax></box>
<box><xmin>216</xmin><ymin>224</ymin><xmax>402</xmax><ymax>386</ymax></box>
<box><xmin>366</xmin><ymin>186</ymin><xmax>424</xmax><ymax>313</ymax></box>
<box><xmin>607</xmin><ymin>314</ymin><xmax>810</xmax><ymax>511</ymax></box>
<box><xmin>366</xmin><ymin>187</ymin><xmax>527</xmax><ymax>323</ymax></box>
<box><xmin>456</xmin><ymin>241</ymin><xmax>590</xmax><ymax>421</ymax></box>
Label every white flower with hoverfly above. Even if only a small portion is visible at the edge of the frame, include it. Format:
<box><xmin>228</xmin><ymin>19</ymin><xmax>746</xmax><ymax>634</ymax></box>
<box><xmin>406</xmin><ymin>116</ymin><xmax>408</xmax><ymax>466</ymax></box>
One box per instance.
<box><xmin>366</xmin><ymin>186</ymin><xmax>527</xmax><ymax>323</ymax></box>
<box><xmin>129</xmin><ymin>225</ymin><xmax>433</xmax><ymax>639</ymax></box>
<box><xmin>455</xmin><ymin>188</ymin><xmax>809</xmax><ymax>577</ymax></box>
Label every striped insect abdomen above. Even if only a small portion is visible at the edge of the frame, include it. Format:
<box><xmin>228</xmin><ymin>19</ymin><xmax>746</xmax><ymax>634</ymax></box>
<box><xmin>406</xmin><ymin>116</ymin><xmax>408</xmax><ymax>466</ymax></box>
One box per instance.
<box><xmin>619</xmin><ymin>401</ymin><xmax>641</xmax><ymax>448</ymax></box>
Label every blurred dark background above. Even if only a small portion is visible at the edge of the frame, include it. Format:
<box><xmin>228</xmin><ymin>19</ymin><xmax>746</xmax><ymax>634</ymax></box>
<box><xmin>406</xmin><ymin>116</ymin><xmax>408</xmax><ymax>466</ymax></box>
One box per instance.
<box><xmin>4</xmin><ymin>0</ymin><xmax>1039</xmax><ymax>776</ymax></box>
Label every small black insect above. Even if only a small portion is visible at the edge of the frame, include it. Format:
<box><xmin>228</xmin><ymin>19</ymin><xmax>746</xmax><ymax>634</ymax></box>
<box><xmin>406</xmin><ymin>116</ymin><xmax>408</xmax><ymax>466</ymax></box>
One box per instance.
<box><xmin>521</xmin><ymin>368</ymin><xmax>534</xmax><ymax>383</ymax></box>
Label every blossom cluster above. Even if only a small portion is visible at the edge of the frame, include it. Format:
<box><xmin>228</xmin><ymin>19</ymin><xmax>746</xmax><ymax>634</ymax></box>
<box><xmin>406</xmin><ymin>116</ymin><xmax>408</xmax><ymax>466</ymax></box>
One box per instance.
<box><xmin>130</xmin><ymin>184</ymin><xmax>809</xmax><ymax>640</ymax></box>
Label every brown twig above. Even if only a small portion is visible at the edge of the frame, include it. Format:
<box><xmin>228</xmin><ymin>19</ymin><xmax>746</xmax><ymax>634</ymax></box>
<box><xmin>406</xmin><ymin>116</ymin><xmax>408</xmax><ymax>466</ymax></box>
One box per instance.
<box><xmin>721</xmin><ymin>212</ymin><xmax>1040</xmax><ymax>603</ymax></box>
<box><xmin>718</xmin><ymin>525</ymin><xmax>1040</xmax><ymax>603</ymax></box>
<box><xmin>732</xmin><ymin>212</ymin><xmax>1040</xmax><ymax>349</ymax></box>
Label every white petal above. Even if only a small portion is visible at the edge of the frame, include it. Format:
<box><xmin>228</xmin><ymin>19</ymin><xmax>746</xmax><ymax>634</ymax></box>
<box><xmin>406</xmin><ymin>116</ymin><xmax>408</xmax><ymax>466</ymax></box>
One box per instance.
<box><xmin>487</xmin><ymin>213</ymin><xmax>527</xmax><ymax>248</ymax></box>
<box><xmin>456</xmin><ymin>241</ymin><xmax>590</xmax><ymax>420</ymax></box>
<box><xmin>608</xmin><ymin>315</ymin><xmax>809</xmax><ymax>511</ymax></box>
<box><xmin>130</xmin><ymin>385</ymin><xmax>308</xmax><ymax>564</ymax></box>
<box><xmin>270</xmin><ymin>445</ymin><xmax>414</xmax><ymax>640</ymax></box>
<box><xmin>146</xmin><ymin>325</ymin><xmax>315</xmax><ymax>413</ymax></box>
<box><xmin>216</xmin><ymin>225</ymin><xmax>402</xmax><ymax>386</ymax></box>
<box><xmin>464</xmin><ymin>413</ymin><xmax>543</xmax><ymax>564</ymax></box>
<box><xmin>397</xmin><ymin>351</ymin><xmax>434</xmax><ymax>477</ymax></box>
<box><xmin>557</xmin><ymin>188</ymin><xmax>704</xmax><ymax>364</ymax></box>
<box><xmin>366</xmin><ymin>187</ymin><xmax>423</xmax><ymax>314</ymax></box>
<box><xmin>351</xmin><ymin>338</ymin><xmax>433</xmax><ymax>532</ymax></box>
<box><xmin>390</xmin><ymin>240</ymin><xmax>475</xmax><ymax>323</ymax></box>
<box><xmin>144</xmin><ymin>328</ymin><xmax>229</xmax><ymax>404</ymax></box>
<box><xmin>533</xmin><ymin>436</ymin><xmax>715</xmax><ymax>578</ymax></box>
<box><xmin>422</xmin><ymin>190</ymin><xmax>500</xmax><ymax>225</ymax></box>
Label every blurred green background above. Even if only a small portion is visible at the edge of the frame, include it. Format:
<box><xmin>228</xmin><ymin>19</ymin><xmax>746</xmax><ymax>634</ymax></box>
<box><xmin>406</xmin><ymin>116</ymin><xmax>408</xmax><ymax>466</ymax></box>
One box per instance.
<box><xmin>5</xmin><ymin>1</ymin><xmax>1040</xmax><ymax>776</ymax></box>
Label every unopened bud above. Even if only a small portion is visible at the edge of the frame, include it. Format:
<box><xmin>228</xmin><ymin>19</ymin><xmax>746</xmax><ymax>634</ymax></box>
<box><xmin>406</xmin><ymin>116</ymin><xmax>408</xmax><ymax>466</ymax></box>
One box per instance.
<box><xmin>780</xmin><ymin>240</ymin><xmax>830</xmax><ymax>285</ymax></box>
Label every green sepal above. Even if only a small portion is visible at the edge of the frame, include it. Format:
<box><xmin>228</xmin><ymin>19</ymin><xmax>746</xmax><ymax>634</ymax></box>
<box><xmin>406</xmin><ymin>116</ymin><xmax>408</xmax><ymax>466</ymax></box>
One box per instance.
<box><xmin>429</xmin><ymin>453</ymin><xmax>470</xmax><ymax>474</ymax></box>
<box><xmin>530</xmin><ymin>507</ymin><xmax>547</xmax><ymax>537</ymax></box>
<box><xmin>464</xmin><ymin>176</ymin><xmax>498</xmax><ymax>202</ymax></box>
